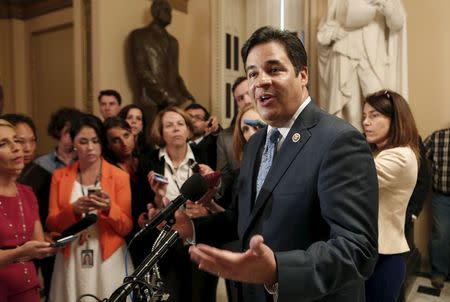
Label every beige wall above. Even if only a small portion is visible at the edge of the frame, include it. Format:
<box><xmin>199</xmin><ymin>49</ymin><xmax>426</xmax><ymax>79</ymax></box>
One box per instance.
<box><xmin>405</xmin><ymin>0</ymin><xmax>450</xmax><ymax>136</ymax></box>
<box><xmin>91</xmin><ymin>0</ymin><xmax>211</xmax><ymax>115</ymax></box>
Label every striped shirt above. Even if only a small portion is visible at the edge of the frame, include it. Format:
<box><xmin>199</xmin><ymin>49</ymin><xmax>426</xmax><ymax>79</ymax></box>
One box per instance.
<box><xmin>424</xmin><ymin>128</ymin><xmax>450</xmax><ymax>194</ymax></box>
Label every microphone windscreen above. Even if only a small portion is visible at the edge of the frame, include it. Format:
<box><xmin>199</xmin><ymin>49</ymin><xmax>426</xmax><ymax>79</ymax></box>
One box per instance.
<box><xmin>59</xmin><ymin>213</ymin><xmax>98</xmax><ymax>238</ymax></box>
<box><xmin>180</xmin><ymin>173</ymin><xmax>208</xmax><ymax>201</ymax></box>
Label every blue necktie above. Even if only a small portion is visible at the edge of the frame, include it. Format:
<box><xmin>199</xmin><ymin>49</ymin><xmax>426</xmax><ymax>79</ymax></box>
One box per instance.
<box><xmin>256</xmin><ymin>128</ymin><xmax>281</xmax><ymax>197</ymax></box>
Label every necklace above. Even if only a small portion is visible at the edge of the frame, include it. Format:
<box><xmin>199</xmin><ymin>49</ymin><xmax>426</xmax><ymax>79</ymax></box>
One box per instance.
<box><xmin>78</xmin><ymin>162</ymin><xmax>102</xmax><ymax>196</ymax></box>
<box><xmin>0</xmin><ymin>185</ymin><xmax>27</xmax><ymax>247</ymax></box>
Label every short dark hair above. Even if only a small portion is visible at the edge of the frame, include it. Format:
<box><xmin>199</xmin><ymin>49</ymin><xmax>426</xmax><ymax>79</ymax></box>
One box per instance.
<box><xmin>118</xmin><ymin>104</ymin><xmax>147</xmax><ymax>131</ymax></box>
<box><xmin>47</xmin><ymin>107</ymin><xmax>83</xmax><ymax>140</ymax></box>
<box><xmin>232</xmin><ymin>76</ymin><xmax>247</xmax><ymax>98</ymax></box>
<box><xmin>185</xmin><ymin>103</ymin><xmax>210</xmax><ymax>121</ymax></box>
<box><xmin>241</xmin><ymin>26</ymin><xmax>307</xmax><ymax>76</ymax></box>
<box><xmin>103</xmin><ymin>116</ymin><xmax>132</xmax><ymax>134</ymax></box>
<box><xmin>1</xmin><ymin>113</ymin><xmax>37</xmax><ymax>139</ymax></box>
<box><xmin>70</xmin><ymin>114</ymin><xmax>104</xmax><ymax>146</ymax></box>
<box><xmin>98</xmin><ymin>89</ymin><xmax>122</xmax><ymax>105</ymax></box>
<box><xmin>103</xmin><ymin>116</ymin><xmax>134</xmax><ymax>163</ymax></box>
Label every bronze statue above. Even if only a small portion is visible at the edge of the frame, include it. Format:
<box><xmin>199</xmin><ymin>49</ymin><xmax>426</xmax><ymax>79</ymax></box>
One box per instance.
<box><xmin>129</xmin><ymin>0</ymin><xmax>195</xmax><ymax>125</ymax></box>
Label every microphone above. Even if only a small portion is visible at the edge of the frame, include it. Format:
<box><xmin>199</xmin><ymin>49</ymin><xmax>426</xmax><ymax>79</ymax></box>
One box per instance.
<box><xmin>134</xmin><ymin>174</ymin><xmax>208</xmax><ymax>239</ymax></box>
<box><xmin>55</xmin><ymin>213</ymin><xmax>98</xmax><ymax>240</ymax></box>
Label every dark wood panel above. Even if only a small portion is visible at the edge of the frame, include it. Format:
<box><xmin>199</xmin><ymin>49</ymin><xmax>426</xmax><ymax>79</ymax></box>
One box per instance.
<box><xmin>0</xmin><ymin>0</ymin><xmax>72</xmax><ymax>20</ymax></box>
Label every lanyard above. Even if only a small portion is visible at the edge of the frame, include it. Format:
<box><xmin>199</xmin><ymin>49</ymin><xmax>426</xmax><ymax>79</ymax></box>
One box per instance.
<box><xmin>78</xmin><ymin>162</ymin><xmax>102</xmax><ymax>197</ymax></box>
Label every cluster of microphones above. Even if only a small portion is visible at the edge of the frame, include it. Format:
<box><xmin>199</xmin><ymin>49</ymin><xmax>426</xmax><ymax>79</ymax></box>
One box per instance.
<box><xmin>55</xmin><ymin>173</ymin><xmax>212</xmax><ymax>247</ymax></box>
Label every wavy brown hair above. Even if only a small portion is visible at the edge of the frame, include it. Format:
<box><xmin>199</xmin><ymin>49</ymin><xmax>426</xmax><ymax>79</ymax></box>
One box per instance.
<box><xmin>364</xmin><ymin>90</ymin><xmax>420</xmax><ymax>162</ymax></box>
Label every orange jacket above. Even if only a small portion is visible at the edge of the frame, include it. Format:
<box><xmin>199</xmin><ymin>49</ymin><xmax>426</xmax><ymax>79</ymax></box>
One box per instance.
<box><xmin>46</xmin><ymin>158</ymin><xmax>133</xmax><ymax>260</ymax></box>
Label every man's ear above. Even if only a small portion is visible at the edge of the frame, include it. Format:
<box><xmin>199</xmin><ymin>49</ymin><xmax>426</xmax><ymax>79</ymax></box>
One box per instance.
<box><xmin>298</xmin><ymin>67</ymin><xmax>309</xmax><ymax>87</ymax></box>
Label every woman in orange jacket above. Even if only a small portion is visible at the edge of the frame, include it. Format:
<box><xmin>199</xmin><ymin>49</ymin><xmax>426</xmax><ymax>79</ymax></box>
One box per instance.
<box><xmin>46</xmin><ymin>114</ymin><xmax>133</xmax><ymax>302</ymax></box>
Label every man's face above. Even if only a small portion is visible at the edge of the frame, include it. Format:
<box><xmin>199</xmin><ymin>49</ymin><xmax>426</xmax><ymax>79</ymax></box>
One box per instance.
<box><xmin>99</xmin><ymin>95</ymin><xmax>120</xmax><ymax>119</ymax></box>
<box><xmin>186</xmin><ymin>108</ymin><xmax>207</xmax><ymax>139</ymax></box>
<box><xmin>246</xmin><ymin>41</ymin><xmax>308</xmax><ymax>127</ymax></box>
<box><xmin>233</xmin><ymin>79</ymin><xmax>253</xmax><ymax>110</ymax></box>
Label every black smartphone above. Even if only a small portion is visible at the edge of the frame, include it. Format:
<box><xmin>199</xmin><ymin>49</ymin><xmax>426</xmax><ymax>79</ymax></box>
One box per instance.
<box><xmin>207</xmin><ymin>119</ymin><xmax>213</xmax><ymax>128</ymax></box>
<box><xmin>243</xmin><ymin>119</ymin><xmax>266</xmax><ymax>129</ymax></box>
<box><xmin>51</xmin><ymin>235</ymin><xmax>78</xmax><ymax>248</ymax></box>
<box><xmin>154</xmin><ymin>172</ymin><xmax>169</xmax><ymax>184</ymax></box>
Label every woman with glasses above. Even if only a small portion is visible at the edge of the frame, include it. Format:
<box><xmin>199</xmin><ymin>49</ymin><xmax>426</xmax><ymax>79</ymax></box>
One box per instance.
<box><xmin>362</xmin><ymin>90</ymin><xmax>420</xmax><ymax>302</ymax></box>
<box><xmin>46</xmin><ymin>114</ymin><xmax>133</xmax><ymax>302</ymax></box>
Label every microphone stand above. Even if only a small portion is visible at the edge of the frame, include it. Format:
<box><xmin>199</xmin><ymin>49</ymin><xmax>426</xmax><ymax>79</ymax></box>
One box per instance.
<box><xmin>108</xmin><ymin>223</ymin><xmax>179</xmax><ymax>302</ymax></box>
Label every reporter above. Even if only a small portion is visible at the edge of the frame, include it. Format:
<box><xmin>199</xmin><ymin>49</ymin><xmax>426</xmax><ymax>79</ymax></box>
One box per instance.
<box><xmin>146</xmin><ymin>106</ymin><xmax>218</xmax><ymax>302</ymax></box>
<box><xmin>46</xmin><ymin>114</ymin><xmax>133</xmax><ymax>302</ymax></box>
<box><xmin>0</xmin><ymin>119</ymin><xmax>54</xmax><ymax>302</ymax></box>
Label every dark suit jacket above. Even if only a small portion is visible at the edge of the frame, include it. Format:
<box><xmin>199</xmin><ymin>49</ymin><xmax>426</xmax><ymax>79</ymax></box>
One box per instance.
<box><xmin>195</xmin><ymin>102</ymin><xmax>379</xmax><ymax>302</ymax></box>
<box><xmin>191</xmin><ymin>134</ymin><xmax>218</xmax><ymax>170</ymax></box>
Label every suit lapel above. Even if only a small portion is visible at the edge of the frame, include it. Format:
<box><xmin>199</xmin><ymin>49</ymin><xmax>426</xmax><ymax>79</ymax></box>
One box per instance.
<box><xmin>242</xmin><ymin>102</ymin><xmax>320</xmax><ymax>236</ymax></box>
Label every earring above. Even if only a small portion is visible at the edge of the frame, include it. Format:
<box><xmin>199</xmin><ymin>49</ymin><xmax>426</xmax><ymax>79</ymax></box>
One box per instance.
<box><xmin>73</xmin><ymin>147</ymin><xmax>77</xmax><ymax>151</ymax></box>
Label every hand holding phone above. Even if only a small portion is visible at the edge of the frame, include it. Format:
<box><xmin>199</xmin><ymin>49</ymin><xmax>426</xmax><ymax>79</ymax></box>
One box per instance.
<box><xmin>154</xmin><ymin>172</ymin><xmax>169</xmax><ymax>184</ymax></box>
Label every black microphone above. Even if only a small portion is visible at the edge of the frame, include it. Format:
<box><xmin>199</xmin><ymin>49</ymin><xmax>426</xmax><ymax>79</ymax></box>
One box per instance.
<box><xmin>55</xmin><ymin>213</ymin><xmax>98</xmax><ymax>240</ymax></box>
<box><xmin>134</xmin><ymin>174</ymin><xmax>208</xmax><ymax>239</ymax></box>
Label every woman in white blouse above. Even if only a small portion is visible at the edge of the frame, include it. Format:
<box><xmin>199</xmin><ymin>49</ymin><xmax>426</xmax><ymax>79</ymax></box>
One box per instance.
<box><xmin>362</xmin><ymin>90</ymin><xmax>420</xmax><ymax>302</ymax></box>
<box><xmin>145</xmin><ymin>106</ymin><xmax>216</xmax><ymax>302</ymax></box>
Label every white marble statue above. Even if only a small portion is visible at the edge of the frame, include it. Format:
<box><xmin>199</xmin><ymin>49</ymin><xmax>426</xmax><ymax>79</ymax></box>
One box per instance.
<box><xmin>317</xmin><ymin>0</ymin><xmax>408</xmax><ymax>130</ymax></box>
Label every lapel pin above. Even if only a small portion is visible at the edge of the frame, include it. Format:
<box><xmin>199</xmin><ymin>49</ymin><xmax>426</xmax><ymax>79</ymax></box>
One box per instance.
<box><xmin>292</xmin><ymin>133</ymin><xmax>301</xmax><ymax>143</ymax></box>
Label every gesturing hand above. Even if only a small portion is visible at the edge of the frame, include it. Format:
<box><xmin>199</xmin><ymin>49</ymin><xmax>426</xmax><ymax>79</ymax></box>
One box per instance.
<box><xmin>189</xmin><ymin>235</ymin><xmax>277</xmax><ymax>285</ymax></box>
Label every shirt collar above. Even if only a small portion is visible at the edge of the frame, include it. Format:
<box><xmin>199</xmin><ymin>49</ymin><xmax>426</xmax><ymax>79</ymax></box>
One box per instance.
<box><xmin>159</xmin><ymin>145</ymin><xmax>196</xmax><ymax>167</ymax></box>
<box><xmin>192</xmin><ymin>136</ymin><xmax>204</xmax><ymax>145</ymax></box>
<box><xmin>267</xmin><ymin>96</ymin><xmax>311</xmax><ymax>141</ymax></box>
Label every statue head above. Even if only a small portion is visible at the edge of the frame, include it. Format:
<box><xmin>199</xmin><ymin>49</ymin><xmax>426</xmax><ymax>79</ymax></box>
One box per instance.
<box><xmin>151</xmin><ymin>0</ymin><xmax>172</xmax><ymax>27</ymax></box>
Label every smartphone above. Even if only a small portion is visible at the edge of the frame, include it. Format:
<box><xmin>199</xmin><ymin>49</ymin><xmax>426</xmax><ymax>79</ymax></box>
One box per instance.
<box><xmin>207</xmin><ymin>119</ymin><xmax>213</xmax><ymax>128</ymax></box>
<box><xmin>154</xmin><ymin>172</ymin><xmax>169</xmax><ymax>184</ymax></box>
<box><xmin>87</xmin><ymin>187</ymin><xmax>102</xmax><ymax>197</ymax></box>
<box><xmin>243</xmin><ymin>119</ymin><xmax>266</xmax><ymax>129</ymax></box>
<box><xmin>51</xmin><ymin>235</ymin><xmax>78</xmax><ymax>248</ymax></box>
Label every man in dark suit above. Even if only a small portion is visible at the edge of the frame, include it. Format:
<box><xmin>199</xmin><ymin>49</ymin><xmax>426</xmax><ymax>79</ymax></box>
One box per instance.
<box><xmin>165</xmin><ymin>26</ymin><xmax>379</xmax><ymax>301</ymax></box>
<box><xmin>185</xmin><ymin>103</ymin><xmax>219</xmax><ymax>170</ymax></box>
